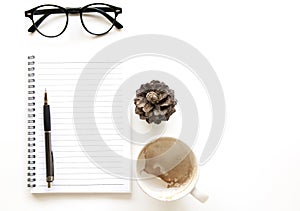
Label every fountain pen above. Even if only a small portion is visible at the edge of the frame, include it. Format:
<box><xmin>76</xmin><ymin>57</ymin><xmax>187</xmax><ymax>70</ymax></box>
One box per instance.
<box><xmin>44</xmin><ymin>89</ymin><xmax>54</xmax><ymax>188</ymax></box>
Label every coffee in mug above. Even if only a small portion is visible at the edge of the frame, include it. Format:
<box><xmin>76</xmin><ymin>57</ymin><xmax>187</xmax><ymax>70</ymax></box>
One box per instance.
<box><xmin>136</xmin><ymin>137</ymin><xmax>208</xmax><ymax>202</ymax></box>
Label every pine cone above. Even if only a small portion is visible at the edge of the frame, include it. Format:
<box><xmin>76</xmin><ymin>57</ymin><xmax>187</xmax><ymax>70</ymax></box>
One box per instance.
<box><xmin>134</xmin><ymin>80</ymin><xmax>177</xmax><ymax>124</ymax></box>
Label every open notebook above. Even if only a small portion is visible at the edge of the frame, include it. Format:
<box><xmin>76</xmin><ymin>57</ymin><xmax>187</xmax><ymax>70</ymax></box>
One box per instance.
<box><xmin>27</xmin><ymin>55</ymin><xmax>131</xmax><ymax>193</ymax></box>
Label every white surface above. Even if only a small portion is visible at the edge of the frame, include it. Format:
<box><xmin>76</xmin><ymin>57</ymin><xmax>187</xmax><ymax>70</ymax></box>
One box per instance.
<box><xmin>1</xmin><ymin>0</ymin><xmax>300</xmax><ymax>210</ymax></box>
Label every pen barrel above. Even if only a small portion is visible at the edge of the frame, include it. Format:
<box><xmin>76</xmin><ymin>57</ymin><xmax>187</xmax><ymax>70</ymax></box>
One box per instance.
<box><xmin>43</xmin><ymin>105</ymin><xmax>51</xmax><ymax>131</ymax></box>
<box><xmin>45</xmin><ymin>133</ymin><xmax>54</xmax><ymax>181</ymax></box>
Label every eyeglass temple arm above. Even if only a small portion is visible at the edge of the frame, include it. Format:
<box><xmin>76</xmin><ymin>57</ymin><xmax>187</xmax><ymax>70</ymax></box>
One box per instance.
<box><xmin>27</xmin><ymin>8</ymin><xmax>62</xmax><ymax>32</ymax></box>
<box><xmin>27</xmin><ymin>7</ymin><xmax>123</xmax><ymax>33</ymax></box>
<box><xmin>28</xmin><ymin>14</ymin><xmax>50</xmax><ymax>32</ymax></box>
<box><xmin>87</xmin><ymin>7</ymin><xmax>123</xmax><ymax>29</ymax></box>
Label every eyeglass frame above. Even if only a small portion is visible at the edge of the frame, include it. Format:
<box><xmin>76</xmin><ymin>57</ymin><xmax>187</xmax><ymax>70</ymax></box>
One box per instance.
<box><xmin>25</xmin><ymin>3</ymin><xmax>123</xmax><ymax>38</ymax></box>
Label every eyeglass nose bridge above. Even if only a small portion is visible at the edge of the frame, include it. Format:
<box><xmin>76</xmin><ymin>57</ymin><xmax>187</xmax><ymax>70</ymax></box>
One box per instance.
<box><xmin>66</xmin><ymin>7</ymin><xmax>81</xmax><ymax>14</ymax></box>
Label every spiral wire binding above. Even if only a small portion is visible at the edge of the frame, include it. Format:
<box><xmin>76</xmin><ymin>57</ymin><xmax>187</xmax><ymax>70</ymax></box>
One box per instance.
<box><xmin>27</xmin><ymin>55</ymin><xmax>36</xmax><ymax>188</ymax></box>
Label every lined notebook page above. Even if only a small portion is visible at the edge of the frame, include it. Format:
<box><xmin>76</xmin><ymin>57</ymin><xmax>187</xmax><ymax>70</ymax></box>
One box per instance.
<box><xmin>31</xmin><ymin>58</ymin><xmax>131</xmax><ymax>193</ymax></box>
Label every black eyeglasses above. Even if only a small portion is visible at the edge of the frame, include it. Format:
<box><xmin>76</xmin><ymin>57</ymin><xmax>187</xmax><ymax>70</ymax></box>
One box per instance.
<box><xmin>25</xmin><ymin>3</ymin><xmax>123</xmax><ymax>38</ymax></box>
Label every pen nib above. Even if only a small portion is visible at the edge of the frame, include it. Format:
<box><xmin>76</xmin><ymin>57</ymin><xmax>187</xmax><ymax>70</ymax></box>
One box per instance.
<box><xmin>47</xmin><ymin>182</ymin><xmax>51</xmax><ymax>188</ymax></box>
<box><xmin>44</xmin><ymin>89</ymin><xmax>48</xmax><ymax>104</ymax></box>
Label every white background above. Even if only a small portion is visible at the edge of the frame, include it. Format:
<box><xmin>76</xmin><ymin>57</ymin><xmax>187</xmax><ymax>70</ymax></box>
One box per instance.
<box><xmin>1</xmin><ymin>0</ymin><xmax>300</xmax><ymax>210</ymax></box>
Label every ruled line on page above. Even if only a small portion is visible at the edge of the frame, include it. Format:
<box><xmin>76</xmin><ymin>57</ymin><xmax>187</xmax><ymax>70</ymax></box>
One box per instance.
<box><xmin>37</xmin><ymin>61</ymin><xmax>122</xmax><ymax>64</ymax></box>
<box><xmin>38</xmin><ymin>184</ymin><xmax>125</xmax><ymax>187</ymax></box>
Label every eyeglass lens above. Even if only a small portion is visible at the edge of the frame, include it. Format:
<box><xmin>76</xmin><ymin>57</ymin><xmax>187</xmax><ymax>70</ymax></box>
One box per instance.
<box><xmin>33</xmin><ymin>5</ymin><xmax>68</xmax><ymax>37</ymax></box>
<box><xmin>81</xmin><ymin>4</ymin><xmax>116</xmax><ymax>35</ymax></box>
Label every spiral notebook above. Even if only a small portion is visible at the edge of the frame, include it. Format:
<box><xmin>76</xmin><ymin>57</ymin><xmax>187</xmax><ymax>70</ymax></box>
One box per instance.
<box><xmin>27</xmin><ymin>55</ymin><xmax>131</xmax><ymax>193</ymax></box>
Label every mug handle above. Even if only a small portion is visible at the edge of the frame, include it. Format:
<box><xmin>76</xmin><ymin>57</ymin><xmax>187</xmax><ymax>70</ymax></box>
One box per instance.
<box><xmin>190</xmin><ymin>188</ymin><xmax>209</xmax><ymax>203</ymax></box>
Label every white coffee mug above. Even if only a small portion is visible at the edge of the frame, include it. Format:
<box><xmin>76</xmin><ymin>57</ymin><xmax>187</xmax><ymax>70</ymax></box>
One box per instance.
<box><xmin>136</xmin><ymin>137</ymin><xmax>208</xmax><ymax>203</ymax></box>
